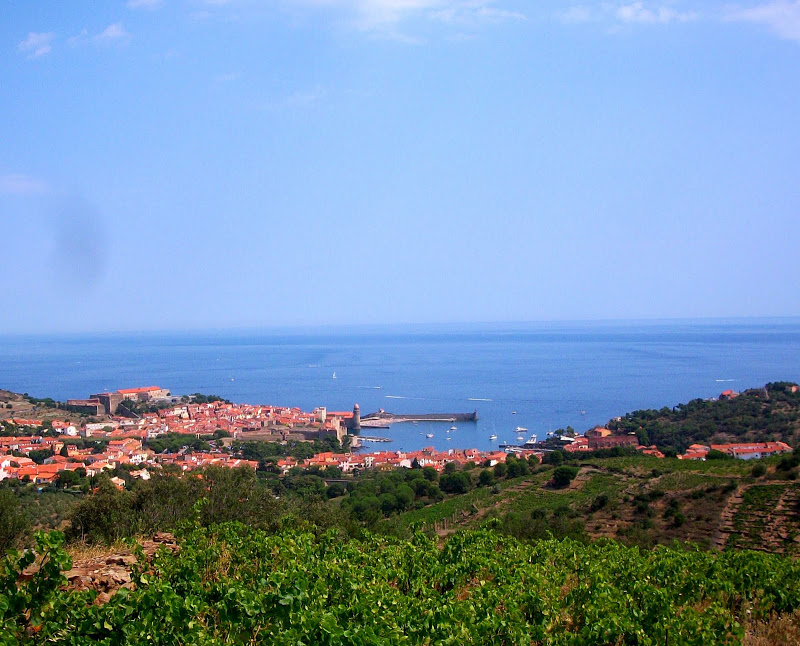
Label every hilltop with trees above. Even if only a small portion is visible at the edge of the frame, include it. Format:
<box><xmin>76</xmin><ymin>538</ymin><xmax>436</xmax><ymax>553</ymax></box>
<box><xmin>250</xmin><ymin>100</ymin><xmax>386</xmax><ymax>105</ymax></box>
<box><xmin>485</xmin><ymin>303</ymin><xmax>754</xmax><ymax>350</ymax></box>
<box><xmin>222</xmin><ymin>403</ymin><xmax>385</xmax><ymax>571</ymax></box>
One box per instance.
<box><xmin>606</xmin><ymin>382</ymin><xmax>800</xmax><ymax>453</ymax></box>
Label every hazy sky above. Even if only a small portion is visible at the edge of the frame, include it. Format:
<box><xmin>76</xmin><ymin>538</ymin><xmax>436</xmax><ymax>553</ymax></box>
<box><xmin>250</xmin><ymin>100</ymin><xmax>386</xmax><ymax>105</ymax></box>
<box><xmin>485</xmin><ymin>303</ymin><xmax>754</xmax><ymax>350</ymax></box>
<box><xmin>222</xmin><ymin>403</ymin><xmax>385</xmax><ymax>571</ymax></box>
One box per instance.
<box><xmin>2</xmin><ymin>0</ymin><xmax>799</xmax><ymax>333</ymax></box>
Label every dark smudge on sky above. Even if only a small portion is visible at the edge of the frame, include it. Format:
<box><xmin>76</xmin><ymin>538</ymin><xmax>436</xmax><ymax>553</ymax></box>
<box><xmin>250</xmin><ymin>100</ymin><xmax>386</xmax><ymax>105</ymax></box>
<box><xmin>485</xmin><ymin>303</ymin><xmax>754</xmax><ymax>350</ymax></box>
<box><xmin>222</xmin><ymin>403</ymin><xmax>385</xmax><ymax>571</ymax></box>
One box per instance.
<box><xmin>47</xmin><ymin>197</ymin><xmax>109</xmax><ymax>290</ymax></box>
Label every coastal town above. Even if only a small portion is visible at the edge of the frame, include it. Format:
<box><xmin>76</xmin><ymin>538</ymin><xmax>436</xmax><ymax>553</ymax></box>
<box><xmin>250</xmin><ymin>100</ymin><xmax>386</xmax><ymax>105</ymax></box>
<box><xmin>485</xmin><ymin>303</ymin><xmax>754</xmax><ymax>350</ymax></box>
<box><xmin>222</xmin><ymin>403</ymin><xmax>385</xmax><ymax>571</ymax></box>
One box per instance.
<box><xmin>0</xmin><ymin>384</ymin><xmax>794</xmax><ymax>486</ymax></box>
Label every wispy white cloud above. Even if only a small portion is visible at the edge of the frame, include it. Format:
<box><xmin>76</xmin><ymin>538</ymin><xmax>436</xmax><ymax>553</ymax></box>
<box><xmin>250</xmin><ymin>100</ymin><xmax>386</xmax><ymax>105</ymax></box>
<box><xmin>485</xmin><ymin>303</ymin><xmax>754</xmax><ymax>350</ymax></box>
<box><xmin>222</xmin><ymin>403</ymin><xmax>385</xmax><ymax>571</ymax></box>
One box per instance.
<box><xmin>128</xmin><ymin>0</ymin><xmax>163</xmax><ymax>8</ymax></box>
<box><xmin>18</xmin><ymin>32</ymin><xmax>56</xmax><ymax>58</ymax></box>
<box><xmin>286</xmin><ymin>0</ymin><xmax>524</xmax><ymax>33</ymax></box>
<box><xmin>616</xmin><ymin>2</ymin><xmax>697</xmax><ymax>23</ymax></box>
<box><xmin>432</xmin><ymin>1</ymin><xmax>526</xmax><ymax>24</ymax></box>
<box><xmin>284</xmin><ymin>85</ymin><xmax>326</xmax><ymax>107</ymax></box>
<box><xmin>67</xmin><ymin>28</ymin><xmax>89</xmax><ymax>47</ymax></box>
<box><xmin>215</xmin><ymin>71</ymin><xmax>241</xmax><ymax>83</ymax></box>
<box><xmin>262</xmin><ymin>85</ymin><xmax>327</xmax><ymax>110</ymax></box>
<box><xmin>95</xmin><ymin>22</ymin><xmax>130</xmax><ymax>44</ymax></box>
<box><xmin>558</xmin><ymin>2</ymin><xmax>698</xmax><ymax>26</ymax></box>
<box><xmin>727</xmin><ymin>0</ymin><xmax>800</xmax><ymax>41</ymax></box>
<box><xmin>558</xmin><ymin>1</ymin><xmax>800</xmax><ymax>41</ymax></box>
<box><xmin>0</xmin><ymin>174</ymin><xmax>48</xmax><ymax>196</ymax></box>
<box><xmin>559</xmin><ymin>6</ymin><xmax>594</xmax><ymax>23</ymax></box>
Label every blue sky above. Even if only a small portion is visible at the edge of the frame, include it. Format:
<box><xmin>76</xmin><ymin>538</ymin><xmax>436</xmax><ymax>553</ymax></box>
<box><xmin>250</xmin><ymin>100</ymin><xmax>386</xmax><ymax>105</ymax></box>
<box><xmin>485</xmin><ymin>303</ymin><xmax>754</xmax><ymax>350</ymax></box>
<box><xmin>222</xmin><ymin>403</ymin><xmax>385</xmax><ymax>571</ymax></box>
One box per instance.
<box><xmin>2</xmin><ymin>0</ymin><xmax>799</xmax><ymax>333</ymax></box>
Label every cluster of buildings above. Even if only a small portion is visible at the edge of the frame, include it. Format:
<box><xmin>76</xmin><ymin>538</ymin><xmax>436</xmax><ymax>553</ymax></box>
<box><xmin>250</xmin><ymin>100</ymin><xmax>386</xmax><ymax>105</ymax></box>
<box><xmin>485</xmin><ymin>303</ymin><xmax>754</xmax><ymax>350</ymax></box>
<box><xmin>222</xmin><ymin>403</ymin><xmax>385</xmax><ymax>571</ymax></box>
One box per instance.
<box><xmin>0</xmin><ymin>385</ymin><xmax>364</xmax><ymax>485</ymax></box>
<box><xmin>276</xmin><ymin>446</ymin><xmax>518</xmax><ymax>474</ymax></box>
<box><xmin>65</xmin><ymin>386</ymin><xmax>172</xmax><ymax>416</ymax></box>
<box><xmin>0</xmin><ymin>432</ymin><xmax>513</xmax><ymax>485</ymax></box>
<box><xmin>0</xmin><ymin>433</ymin><xmax>260</xmax><ymax>485</ymax></box>
<box><xmin>0</xmin><ymin>436</ymin><xmax>150</xmax><ymax>485</ymax></box>
<box><xmin>109</xmin><ymin>399</ymin><xmax>354</xmax><ymax>445</ymax></box>
<box><xmin>549</xmin><ymin>428</ymin><xmax>665</xmax><ymax>457</ymax></box>
<box><xmin>62</xmin><ymin>386</ymin><xmax>360</xmax><ymax>446</ymax></box>
<box><xmin>537</xmin><ymin>426</ymin><xmax>794</xmax><ymax>462</ymax></box>
<box><xmin>678</xmin><ymin>442</ymin><xmax>793</xmax><ymax>461</ymax></box>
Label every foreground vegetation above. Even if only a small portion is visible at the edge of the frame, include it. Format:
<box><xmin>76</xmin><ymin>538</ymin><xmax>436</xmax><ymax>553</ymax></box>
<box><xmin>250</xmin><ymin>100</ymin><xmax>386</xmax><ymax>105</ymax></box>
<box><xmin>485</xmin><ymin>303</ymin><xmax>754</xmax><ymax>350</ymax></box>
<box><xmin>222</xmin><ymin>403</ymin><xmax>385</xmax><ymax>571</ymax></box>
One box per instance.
<box><xmin>3</xmin><ymin>522</ymin><xmax>800</xmax><ymax>645</ymax></box>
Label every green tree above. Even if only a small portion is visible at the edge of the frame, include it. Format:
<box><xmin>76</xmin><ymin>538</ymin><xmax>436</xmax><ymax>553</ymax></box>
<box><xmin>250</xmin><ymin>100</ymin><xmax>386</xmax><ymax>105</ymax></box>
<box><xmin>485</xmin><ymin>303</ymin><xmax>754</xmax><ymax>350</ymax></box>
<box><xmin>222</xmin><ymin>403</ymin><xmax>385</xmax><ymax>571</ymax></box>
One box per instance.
<box><xmin>552</xmin><ymin>465</ymin><xmax>579</xmax><ymax>489</ymax></box>
<box><xmin>506</xmin><ymin>455</ymin><xmax>529</xmax><ymax>478</ymax></box>
<box><xmin>394</xmin><ymin>484</ymin><xmax>415</xmax><ymax>511</ymax></box>
<box><xmin>545</xmin><ymin>450</ymin><xmax>564</xmax><ymax>466</ymax></box>
<box><xmin>28</xmin><ymin>449</ymin><xmax>54</xmax><ymax>465</ymax></box>
<box><xmin>0</xmin><ymin>489</ymin><xmax>29</xmax><ymax>553</ymax></box>
<box><xmin>67</xmin><ymin>476</ymin><xmax>138</xmax><ymax>544</ymax></box>
<box><xmin>326</xmin><ymin>483</ymin><xmax>345</xmax><ymax>499</ymax></box>
<box><xmin>422</xmin><ymin>466</ymin><xmax>438</xmax><ymax>482</ymax></box>
<box><xmin>440</xmin><ymin>472</ymin><xmax>471</xmax><ymax>494</ymax></box>
<box><xmin>54</xmin><ymin>469</ymin><xmax>86</xmax><ymax>489</ymax></box>
<box><xmin>478</xmin><ymin>469</ymin><xmax>495</xmax><ymax>487</ymax></box>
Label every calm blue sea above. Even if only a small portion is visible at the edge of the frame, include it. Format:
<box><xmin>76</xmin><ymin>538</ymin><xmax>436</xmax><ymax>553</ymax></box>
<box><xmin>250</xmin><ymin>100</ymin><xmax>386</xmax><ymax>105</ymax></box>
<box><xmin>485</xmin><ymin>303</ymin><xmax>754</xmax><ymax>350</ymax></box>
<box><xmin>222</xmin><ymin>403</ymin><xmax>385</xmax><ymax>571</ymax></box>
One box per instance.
<box><xmin>2</xmin><ymin>319</ymin><xmax>800</xmax><ymax>453</ymax></box>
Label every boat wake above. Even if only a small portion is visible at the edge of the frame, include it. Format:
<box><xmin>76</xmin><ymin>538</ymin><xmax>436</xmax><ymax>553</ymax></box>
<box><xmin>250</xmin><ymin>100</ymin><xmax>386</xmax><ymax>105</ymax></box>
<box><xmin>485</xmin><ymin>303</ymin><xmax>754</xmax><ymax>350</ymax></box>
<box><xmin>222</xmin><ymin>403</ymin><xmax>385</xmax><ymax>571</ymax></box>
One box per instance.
<box><xmin>468</xmin><ymin>398</ymin><xmax>493</xmax><ymax>402</ymax></box>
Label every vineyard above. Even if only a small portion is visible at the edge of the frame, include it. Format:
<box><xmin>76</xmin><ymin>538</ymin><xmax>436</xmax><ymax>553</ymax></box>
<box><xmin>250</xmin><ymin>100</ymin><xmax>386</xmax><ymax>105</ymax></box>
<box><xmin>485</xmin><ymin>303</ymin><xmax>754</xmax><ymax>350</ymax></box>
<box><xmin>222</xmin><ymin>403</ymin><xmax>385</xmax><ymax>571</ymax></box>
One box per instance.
<box><xmin>727</xmin><ymin>484</ymin><xmax>800</xmax><ymax>552</ymax></box>
<box><xmin>3</xmin><ymin>524</ymin><xmax>800</xmax><ymax>645</ymax></box>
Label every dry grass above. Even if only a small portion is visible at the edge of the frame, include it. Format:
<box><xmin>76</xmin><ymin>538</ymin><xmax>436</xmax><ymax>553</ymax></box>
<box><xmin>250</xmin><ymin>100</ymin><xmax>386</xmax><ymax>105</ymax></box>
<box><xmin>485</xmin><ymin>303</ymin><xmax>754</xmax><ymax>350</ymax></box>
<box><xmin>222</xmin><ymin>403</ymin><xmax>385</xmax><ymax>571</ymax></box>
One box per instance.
<box><xmin>745</xmin><ymin>611</ymin><xmax>800</xmax><ymax>646</ymax></box>
<box><xmin>67</xmin><ymin>537</ymin><xmax>142</xmax><ymax>563</ymax></box>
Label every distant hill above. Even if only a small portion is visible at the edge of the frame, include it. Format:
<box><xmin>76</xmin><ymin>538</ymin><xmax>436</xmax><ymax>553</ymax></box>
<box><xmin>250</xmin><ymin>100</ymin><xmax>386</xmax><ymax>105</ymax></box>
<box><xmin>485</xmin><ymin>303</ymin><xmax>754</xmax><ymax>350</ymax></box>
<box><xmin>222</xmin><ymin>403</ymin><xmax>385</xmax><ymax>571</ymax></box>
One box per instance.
<box><xmin>605</xmin><ymin>382</ymin><xmax>800</xmax><ymax>452</ymax></box>
<box><xmin>0</xmin><ymin>389</ymin><xmax>95</xmax><ymax>427</ymax></box>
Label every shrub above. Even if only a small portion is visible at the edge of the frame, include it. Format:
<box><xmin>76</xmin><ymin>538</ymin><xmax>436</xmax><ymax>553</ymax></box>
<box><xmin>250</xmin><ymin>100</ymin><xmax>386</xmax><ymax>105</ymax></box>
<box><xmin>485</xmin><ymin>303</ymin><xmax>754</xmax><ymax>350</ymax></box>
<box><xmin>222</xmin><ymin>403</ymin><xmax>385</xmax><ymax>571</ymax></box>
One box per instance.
<box><xmin>0</xmin><ymin>489</ymin><xmax>29</xmax><ymax>553</ymax></box>
<box><xmin>590</xmin><ymin>493</ymin><xmax>609</xmax><ymax>512</ymax></box>
<box><xmin>552</xmin><ymin>466</ymin><xmax>579</xmax><ymax>489</ymax></box>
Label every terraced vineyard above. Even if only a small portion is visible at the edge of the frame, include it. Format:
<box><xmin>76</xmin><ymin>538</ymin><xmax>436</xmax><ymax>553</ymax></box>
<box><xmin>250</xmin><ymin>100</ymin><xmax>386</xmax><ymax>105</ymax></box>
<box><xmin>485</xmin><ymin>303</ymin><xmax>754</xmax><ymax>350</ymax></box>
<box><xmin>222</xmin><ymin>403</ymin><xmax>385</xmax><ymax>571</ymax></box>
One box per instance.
<box><xmin>726</xmin><ymin>484</ymin><xmax>800</xmax><ymax>553</ymax></box>
<box><xmin>380</xmin><ymin>457</ymin><xmax>800</xmax><ymax>554</ymax></box>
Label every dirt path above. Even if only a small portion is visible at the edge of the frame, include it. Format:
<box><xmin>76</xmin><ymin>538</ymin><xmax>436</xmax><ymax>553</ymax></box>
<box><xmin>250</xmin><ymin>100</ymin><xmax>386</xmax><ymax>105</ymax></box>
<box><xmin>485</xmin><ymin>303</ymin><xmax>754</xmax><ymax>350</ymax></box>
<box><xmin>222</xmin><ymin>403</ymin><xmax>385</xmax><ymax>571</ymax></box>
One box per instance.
<box><xmin>711</xmin><ymin>484</ymin><xmax>748</xmax><ymax>550</ymax></box>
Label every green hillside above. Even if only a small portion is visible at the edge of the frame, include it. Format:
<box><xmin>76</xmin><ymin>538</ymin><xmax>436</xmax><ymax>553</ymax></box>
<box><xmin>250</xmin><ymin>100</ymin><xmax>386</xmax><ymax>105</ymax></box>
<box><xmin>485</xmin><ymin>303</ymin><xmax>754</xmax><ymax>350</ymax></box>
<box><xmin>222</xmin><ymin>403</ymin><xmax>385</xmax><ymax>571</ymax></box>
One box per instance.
<box><xmin>606</xmin><ymin>382</ymin><xmax>800</xmax><ymax>451</ymax></box>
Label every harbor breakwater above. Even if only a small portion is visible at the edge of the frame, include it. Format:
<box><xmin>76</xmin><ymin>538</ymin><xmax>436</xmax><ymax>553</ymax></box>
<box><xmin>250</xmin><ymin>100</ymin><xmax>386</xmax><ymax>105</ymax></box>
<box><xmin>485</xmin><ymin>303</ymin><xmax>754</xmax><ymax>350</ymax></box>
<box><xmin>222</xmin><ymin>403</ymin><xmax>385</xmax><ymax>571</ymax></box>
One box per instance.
<box><xmin>361</xmin><ymin>410</ymin><xmax>478</xmax><ymax>424</ymax></box>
